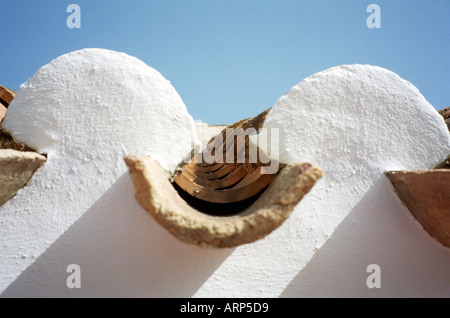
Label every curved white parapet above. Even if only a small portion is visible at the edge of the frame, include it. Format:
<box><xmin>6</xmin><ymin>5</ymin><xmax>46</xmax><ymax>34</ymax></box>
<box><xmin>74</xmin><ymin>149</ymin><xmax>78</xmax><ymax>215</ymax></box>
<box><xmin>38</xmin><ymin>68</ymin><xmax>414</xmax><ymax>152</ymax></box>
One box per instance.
<box><xmin>256</xmin><ymin>64</ymin><xmax>450</xmax><ymax>297</ymax></box>
<box><xmin>0</xmin><ymin>49</ymin><xmax>199</xmax><ymax>295</ymax></box>
<box><xmin>264</xmin><ymin>64</ymin><xmax>449</xmax><ymax>170</ymax></box>
<box><xmin>2</xmin><ymin>48</ymin><xmax>198</xmax><ymax>175</ymax></box>
<box><xmin>0</xmin><ymin>60</ymin><xmax>449</xmax><ymax>297</ymax></box>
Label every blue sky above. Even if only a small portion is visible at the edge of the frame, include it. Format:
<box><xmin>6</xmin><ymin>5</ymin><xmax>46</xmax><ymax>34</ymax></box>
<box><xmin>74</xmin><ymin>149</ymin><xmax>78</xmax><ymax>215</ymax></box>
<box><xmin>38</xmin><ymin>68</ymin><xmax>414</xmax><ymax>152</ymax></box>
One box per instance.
<box><xmin>1</xmin><ymin>0</ymin><xmax>449</xmax><ymax>124</ymax></box>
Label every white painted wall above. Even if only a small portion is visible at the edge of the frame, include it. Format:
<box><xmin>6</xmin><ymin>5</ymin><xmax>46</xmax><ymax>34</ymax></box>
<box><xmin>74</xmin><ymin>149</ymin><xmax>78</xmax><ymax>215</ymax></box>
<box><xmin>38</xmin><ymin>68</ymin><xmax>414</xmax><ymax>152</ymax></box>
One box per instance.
<box><xmin>0</xmin><ymin>51</ymin><xmax>449</xmax><ymax>298</ymax></box>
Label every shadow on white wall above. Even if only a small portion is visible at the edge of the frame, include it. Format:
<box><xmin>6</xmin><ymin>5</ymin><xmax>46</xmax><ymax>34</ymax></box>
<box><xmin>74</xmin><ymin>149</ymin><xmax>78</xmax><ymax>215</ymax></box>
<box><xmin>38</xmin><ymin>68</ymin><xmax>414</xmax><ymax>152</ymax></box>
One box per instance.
<box><xmin>2</xmin><ymin>173</ymin><xmax>234</xmax><ymax>297</ymax></box>
<box><xmin>280</xmin><ymin>176</ymin><xmax>450</xmax><ymax>298</ymax></box>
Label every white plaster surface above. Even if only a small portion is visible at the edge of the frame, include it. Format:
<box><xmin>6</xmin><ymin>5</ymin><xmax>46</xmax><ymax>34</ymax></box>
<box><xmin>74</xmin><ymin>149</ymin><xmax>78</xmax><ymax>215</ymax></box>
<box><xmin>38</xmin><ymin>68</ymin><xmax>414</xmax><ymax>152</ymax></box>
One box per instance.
<box><xmin>257</xmin><ymin>64</ymin><xmax>450</xmax><ymax>297</ymax></box>
<box><xmin>194</xmin><ymin>65</ymin><xmax>450</xmax><ymax>298</ymax></box>
<box><xmin>0</xmin><ymin>59</ymin><xmax>449</xmax><ymax>298</ymax></box>
<box><xmin>0</xmin><ymin>49</ymin><xmax>200</xmax><ymax>296</ymax></box>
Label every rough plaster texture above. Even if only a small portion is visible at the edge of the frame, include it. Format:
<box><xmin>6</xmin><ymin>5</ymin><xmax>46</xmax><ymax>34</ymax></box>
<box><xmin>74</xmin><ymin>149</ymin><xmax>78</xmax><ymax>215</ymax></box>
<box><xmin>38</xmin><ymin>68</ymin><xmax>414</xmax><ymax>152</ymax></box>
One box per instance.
<box><xmin>261</xmin><ymin>64</ymin><xmax>450</xmax><ymax>297</ymax></box>
<box><xmin>0</xmin><ymin>49</ymin><xmax>199</xmax><ymax>296</ymax></box>
<box><xmin>0</xmin><ymin>59</ymin><xmax>449</xmax><ymax>298</ymax></box>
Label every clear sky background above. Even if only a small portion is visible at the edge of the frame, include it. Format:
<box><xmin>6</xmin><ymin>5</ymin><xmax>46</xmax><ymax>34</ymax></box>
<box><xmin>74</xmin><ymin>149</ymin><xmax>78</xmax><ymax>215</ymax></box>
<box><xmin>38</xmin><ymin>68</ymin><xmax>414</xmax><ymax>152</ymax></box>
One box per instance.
<box><xmin>1</xmin><ymin>0</ymin><xmax>449</xmax><ymax>125</ymax></box>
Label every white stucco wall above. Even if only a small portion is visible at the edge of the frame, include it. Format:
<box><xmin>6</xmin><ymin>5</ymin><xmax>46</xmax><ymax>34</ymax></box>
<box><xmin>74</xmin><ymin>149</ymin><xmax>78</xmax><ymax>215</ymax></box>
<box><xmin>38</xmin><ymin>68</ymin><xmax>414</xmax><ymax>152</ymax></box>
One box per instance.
<box><xmin>0</xmin><ymin>50</ymin><xmax>449</xmax><ymax>298</ymax></box>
